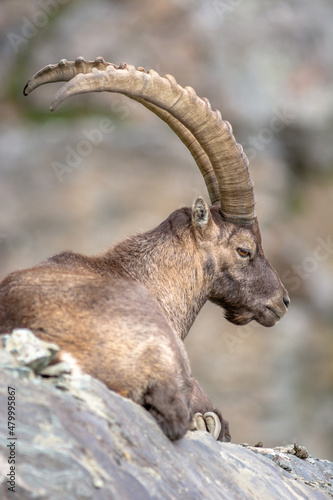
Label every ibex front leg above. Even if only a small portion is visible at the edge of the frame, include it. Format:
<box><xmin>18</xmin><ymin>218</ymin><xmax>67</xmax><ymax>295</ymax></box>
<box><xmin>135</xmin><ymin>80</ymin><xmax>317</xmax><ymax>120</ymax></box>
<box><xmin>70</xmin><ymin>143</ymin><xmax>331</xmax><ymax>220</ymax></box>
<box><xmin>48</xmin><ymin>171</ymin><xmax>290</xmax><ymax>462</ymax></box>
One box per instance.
<box><xmin>189</xmin><ymin>379</ymin><xmax>231</xmax><ymax>442</ymax></box>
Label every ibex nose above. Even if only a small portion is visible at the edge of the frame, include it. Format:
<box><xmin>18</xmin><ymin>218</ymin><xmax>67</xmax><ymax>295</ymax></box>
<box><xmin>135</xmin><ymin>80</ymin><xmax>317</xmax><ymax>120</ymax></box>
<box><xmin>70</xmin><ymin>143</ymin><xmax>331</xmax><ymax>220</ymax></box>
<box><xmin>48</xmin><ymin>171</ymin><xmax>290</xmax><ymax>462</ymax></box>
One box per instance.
<box><xmin>283</xmin><ymin>294</ymin><xmax>290</xmax><ymax>309</ymax></box>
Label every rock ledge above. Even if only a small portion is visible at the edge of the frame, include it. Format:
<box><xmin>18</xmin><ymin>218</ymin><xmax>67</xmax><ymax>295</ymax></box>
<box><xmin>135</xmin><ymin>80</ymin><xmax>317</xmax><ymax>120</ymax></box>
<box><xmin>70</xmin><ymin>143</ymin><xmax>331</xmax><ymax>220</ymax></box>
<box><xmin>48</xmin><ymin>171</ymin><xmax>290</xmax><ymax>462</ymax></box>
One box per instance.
<box><xmin>0</xmin><ymin>330</ymin><xmax>332</xmax><ymax>500</ymax></box>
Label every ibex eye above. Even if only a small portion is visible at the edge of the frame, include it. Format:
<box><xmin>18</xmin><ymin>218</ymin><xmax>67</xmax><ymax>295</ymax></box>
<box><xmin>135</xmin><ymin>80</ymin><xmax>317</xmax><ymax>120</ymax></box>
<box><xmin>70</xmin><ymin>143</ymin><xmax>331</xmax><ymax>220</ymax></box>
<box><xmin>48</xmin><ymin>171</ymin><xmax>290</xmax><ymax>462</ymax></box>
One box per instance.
<box><xmin>237</xmin><ymin>248</ymin><xmax>250</xmax><ymax>258</ymax></box>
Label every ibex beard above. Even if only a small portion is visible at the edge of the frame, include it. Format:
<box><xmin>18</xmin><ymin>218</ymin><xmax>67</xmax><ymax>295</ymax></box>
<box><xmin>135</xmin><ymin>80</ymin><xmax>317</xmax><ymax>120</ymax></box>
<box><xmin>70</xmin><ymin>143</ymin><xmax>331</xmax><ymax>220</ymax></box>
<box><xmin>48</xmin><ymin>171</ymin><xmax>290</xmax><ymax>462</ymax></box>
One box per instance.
<box><xmin>0</xmin><ymin>58</ymin><xmax>290</xmax><ymax>442</ymax></box>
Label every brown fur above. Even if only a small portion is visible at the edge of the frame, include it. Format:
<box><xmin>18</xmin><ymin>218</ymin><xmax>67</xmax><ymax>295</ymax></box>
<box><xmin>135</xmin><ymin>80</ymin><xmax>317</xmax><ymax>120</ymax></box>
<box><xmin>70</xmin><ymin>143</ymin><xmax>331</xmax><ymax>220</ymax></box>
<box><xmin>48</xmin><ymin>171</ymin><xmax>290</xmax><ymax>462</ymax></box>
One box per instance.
<box><xmin>0</xmin><ymin>200</ymin><xmax>288</xmax><ymax>441</ymax></box>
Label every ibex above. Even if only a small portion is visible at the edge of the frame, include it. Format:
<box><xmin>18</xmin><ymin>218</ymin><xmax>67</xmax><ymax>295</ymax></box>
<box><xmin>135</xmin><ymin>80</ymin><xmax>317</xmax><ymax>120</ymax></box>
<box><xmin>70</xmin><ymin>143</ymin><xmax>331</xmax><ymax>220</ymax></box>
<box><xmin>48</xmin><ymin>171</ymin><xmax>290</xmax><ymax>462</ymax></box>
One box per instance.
<box><xmin>0</xmin><ymin>57</ymin><xmax>289</xmax><ymax>441</ymax></box>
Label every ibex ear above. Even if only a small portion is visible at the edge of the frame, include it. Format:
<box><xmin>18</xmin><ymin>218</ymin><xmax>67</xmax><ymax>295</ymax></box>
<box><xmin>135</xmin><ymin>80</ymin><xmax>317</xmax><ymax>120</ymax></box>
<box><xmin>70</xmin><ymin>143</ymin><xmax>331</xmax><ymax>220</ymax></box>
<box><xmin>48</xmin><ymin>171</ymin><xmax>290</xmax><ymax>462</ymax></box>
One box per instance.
<box><xmin>192</xmin><ymin>197</ymin><xmax>213</xmax><ymax>232</ymax></box>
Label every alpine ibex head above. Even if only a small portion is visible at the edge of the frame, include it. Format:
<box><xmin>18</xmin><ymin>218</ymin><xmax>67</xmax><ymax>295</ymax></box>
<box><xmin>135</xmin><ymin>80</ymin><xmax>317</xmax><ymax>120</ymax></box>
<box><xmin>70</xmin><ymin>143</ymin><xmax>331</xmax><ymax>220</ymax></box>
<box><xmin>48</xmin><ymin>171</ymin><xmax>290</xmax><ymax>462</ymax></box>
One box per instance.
<box><xmin>0</xmin><ymin>57</ymin><xmax>289</xmax><ymax>441</ymax></box>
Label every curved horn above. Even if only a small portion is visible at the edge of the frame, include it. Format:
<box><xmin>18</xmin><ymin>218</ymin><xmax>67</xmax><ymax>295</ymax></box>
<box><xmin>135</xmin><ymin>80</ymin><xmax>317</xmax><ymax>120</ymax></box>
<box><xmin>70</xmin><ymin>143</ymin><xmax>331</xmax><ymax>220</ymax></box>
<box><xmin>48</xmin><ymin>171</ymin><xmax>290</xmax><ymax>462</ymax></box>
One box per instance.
<box><xmin>134</xmin><ymin>96</ymin><xmax>220</xmax><ymax>205</ymax></box>
<box><xmin>24</xmin><ymin>57</ymin><xmax>220</xmax><ymax>205</ymax></box>
<box><xmin>24</xmin><ymin>58</ymin><xmax>255</xmax><ymax>223</ymax></box>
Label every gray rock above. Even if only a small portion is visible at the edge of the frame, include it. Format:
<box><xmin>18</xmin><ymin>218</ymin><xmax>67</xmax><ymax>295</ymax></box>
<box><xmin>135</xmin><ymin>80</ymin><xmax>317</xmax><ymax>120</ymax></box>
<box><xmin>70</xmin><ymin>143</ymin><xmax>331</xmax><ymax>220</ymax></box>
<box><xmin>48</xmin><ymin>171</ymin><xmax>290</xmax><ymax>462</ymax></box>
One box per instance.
<box><xmin>0</xmin><ymin>332</ymin><xmax>332</xmax><ymax>499</ymax></box>
<box><xmin>2</xmin><ymin>328</ymin><xmax>59</xmax><ymax>373</ymax></box>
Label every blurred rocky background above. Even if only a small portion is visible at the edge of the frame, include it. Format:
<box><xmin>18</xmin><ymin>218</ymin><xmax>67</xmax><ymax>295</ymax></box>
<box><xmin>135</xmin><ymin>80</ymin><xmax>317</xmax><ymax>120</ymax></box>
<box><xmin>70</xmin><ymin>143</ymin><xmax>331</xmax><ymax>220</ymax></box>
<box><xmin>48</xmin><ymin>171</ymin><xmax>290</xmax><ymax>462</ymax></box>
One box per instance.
<box><xmin>0</xmin><ymin>0</ymin><xmax>332</xmax><ymax>460</ymax></box>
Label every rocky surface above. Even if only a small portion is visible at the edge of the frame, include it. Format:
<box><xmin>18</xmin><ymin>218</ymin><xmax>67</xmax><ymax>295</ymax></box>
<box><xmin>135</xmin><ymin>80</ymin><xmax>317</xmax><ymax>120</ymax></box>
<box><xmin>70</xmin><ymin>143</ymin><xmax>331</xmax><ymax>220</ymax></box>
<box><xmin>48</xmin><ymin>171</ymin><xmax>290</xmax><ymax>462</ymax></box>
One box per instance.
<box><xmin>0</xmin><ymin>331</ymin><xmax>332</xmax><ymax>500</ymax></box>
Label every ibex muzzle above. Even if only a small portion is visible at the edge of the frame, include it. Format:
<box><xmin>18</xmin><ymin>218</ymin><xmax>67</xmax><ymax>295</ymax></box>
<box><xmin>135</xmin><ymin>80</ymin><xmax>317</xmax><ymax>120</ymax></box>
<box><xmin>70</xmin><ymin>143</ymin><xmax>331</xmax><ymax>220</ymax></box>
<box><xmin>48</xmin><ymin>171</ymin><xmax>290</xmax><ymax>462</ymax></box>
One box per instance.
<box><xmin>0</xmin><ymin>58</ymin><xmax>289</xmax><ymax>441</ymax></box>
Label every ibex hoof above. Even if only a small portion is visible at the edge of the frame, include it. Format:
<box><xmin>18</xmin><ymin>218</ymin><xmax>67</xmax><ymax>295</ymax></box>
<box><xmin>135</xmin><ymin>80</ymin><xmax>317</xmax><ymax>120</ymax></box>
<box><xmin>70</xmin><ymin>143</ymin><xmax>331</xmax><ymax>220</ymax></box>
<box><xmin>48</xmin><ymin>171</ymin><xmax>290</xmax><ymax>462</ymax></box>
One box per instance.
<box><xmin>189</xmin><ymin>411</ymin><xmax>221</xmax><ymax>440</ymax></box>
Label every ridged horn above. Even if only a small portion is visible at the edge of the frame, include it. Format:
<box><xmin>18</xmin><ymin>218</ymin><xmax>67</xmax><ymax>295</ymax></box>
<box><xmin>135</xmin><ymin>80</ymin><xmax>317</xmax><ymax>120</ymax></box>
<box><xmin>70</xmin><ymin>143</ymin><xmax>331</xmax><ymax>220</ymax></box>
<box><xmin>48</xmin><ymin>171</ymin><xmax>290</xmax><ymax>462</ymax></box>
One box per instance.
<box><xmin>24</xmin><ymin>57</ymin><xmax>220</xmax><ymax>205</ymax></box>
<box><xmin>24</xmin><ymin>57</ymin><xmax>255</xmax><ymax>223</ymax></box>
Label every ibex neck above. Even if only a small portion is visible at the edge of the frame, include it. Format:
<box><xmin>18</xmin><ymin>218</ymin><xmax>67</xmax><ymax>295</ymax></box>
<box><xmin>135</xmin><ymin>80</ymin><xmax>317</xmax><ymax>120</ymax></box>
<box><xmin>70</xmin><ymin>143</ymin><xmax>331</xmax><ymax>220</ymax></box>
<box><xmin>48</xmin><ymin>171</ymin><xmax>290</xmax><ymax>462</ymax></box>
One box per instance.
<box><xmin>103</xmin><ymin>210</ymin><xmax>208</xmax><ymax>340</ymax></box>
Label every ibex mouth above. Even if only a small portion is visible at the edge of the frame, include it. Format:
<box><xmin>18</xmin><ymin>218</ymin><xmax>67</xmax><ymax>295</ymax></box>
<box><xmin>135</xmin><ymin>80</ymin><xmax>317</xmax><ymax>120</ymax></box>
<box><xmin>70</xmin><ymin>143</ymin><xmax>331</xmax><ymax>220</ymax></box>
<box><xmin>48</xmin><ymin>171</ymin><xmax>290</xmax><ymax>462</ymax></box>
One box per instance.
<box><xmin>249</xmin><ymin>300</ymin><xmax>288</xmax><ymax>327</ymax></box>
<box><xmin>266</xmin><ymin>304</ymin><xmax>287</xmax><ymax>322</ymax></box>
<box><xmin>267</xmin><ymin>307</ymin><xmax>282</xmax><ymax>320</ymax></box>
